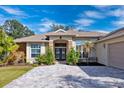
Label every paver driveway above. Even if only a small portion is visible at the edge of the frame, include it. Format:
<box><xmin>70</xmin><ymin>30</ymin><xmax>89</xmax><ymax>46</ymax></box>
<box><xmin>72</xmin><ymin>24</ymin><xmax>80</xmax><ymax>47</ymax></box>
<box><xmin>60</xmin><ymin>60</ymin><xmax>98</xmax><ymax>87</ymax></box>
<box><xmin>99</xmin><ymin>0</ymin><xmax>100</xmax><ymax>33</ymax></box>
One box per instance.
<box><xmin>4</xmin><ymin>64</ymin><xmax>124</xmax><ymax>88</ymax></box>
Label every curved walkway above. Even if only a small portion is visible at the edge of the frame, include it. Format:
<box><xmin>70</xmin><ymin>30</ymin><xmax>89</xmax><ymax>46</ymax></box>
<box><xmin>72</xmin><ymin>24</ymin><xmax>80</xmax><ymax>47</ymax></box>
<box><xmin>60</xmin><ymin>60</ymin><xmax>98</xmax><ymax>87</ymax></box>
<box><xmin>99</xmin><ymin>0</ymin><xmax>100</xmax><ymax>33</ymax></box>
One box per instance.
<box><xmin>5</xmin><ymin>64</ymin><xmax>124</xmax><ymax>88</ymax></box>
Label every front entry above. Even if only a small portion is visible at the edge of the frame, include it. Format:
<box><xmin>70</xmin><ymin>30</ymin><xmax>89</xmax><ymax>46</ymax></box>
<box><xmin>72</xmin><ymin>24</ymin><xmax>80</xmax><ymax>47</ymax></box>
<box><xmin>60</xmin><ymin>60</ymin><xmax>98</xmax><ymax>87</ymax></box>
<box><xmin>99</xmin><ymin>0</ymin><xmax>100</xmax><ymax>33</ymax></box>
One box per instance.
<box><xmin>55</xmin><ymin>48</ymin><xmax>66</xmax><ymax>61</ymax></box>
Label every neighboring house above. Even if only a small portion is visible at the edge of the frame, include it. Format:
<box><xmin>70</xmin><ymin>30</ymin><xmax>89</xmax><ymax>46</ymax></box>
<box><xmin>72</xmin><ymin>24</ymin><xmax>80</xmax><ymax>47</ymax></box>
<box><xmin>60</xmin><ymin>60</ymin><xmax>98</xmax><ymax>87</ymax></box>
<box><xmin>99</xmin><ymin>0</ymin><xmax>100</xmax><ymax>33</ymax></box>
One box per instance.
<box><xmin>15</xmin><ymin>29</ymin><xmax>105</xmax><ymax>63</ymax></box>
<box><xmin>96</xmin><ymin>28</ymin><xmax>124</xmax><ymax>69</ymax></box>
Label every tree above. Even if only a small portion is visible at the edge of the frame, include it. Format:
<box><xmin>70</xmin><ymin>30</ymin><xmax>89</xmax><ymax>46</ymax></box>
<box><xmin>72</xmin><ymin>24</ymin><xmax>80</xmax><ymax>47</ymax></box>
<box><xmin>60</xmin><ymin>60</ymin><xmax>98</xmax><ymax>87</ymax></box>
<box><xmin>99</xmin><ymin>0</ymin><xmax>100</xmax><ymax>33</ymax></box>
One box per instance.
<box><xmin>50</xmin><ymin>24</ymin><xmax>72</xmax><ymax>31</ymax></box>
<box><xmin>2</xmin><ymin>19</ymin><xmax>34</xmax><ymax>39</ymax></box>
<box><xmin>0</xmin><ymin>28</ymin><xmax>18</xmax><ymax>62</ymax></box>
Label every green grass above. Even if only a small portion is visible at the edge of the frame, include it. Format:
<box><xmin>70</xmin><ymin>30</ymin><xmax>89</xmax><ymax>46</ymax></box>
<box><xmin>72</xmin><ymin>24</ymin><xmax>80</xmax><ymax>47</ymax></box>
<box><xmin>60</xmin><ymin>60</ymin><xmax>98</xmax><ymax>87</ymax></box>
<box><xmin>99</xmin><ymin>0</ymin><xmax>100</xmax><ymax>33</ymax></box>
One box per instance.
<box><xmin>0</xmin><ymin>66</ymin><xmax>33</xmax><ymax>88</ymax></box>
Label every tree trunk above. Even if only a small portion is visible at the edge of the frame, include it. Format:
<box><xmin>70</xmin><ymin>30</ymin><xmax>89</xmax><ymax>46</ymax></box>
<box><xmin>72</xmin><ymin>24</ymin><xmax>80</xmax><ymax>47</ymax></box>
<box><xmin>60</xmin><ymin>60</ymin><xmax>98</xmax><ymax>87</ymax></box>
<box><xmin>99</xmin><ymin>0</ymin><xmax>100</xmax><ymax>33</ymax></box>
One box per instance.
<box><xmin>87</xmin><ymin>52</ymin><xmax>89</xmax><ymax>66</ymax></box>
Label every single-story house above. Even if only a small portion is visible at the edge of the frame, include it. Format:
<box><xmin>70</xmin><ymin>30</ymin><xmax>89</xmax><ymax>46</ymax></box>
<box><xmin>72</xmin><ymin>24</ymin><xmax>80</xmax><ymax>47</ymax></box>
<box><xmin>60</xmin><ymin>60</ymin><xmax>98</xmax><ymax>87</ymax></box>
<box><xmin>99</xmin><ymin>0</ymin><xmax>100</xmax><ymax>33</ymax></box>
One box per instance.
<box><xmin>15</xmin><ymin>29</ymin><xmax>106</xmax><ymax>63</ymax></box>
<box><xmin>96</xmin><ymin>28</ymin><xmax>124</xmax><ymax>69</ymax></box>
<box><xmin>15</xmin><ymin>28</ymin><xmax>124</xmax><ymax>69</ymax></box>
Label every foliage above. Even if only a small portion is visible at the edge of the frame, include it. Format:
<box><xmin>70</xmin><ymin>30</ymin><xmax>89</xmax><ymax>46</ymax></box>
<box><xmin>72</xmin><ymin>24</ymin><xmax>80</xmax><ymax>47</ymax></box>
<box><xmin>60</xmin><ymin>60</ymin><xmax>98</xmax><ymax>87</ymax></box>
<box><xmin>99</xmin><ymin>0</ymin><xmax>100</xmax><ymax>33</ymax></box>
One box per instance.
<box><xmin>31</xmin><ymin>64</ymin><xmax>39</xmax><ymax>67</ymax></box>
<box><xmin>66</xmin><ymin>48</ymin><xmax>80</xmax><ymax>65</ymax></box>
<box><xmin>2</xmin><ymin>19</ymin><xmax>34</xmax><ymax>39</ymax></box>
<box><xmin>50</xmin><ymin>24</ymin><xmax>72</xmax><ymax>31</ymax></box>
<box><xmin>2</xmin><ymin>51</ymin><xmax>25</xmax><ymax>65</ymax></box>
<box><xmin>35</xmin><ymin>54</ymin><xmax>47</xmax><ymax>65</ymax></box>
<box><xmin>0</xmin><ymin>28</ymin><xmax>19</xmax><ymax>62</ymax></box>
<box><xmin>83</xmin><ymin>41</ymin><xmax>94</xmax><ymax>58</ymax></box>
<box><xmin>45</xmin><ymin>47</ymin><xmax>55</xmax><ymax>65</ymax></box>
<box><xmin>35</xmin><ymin>47</ymin><xmax>55</xmax><ymax>65</ymax></box>
<box><xmin>0</xmin><ymin>28</ymin><xmax>25</xmax><ymax>66</ymax></box>
<box><xmin>73</xmin><ymin>51</ymin><xmax>80</xmax><ymax>65</ymax></box>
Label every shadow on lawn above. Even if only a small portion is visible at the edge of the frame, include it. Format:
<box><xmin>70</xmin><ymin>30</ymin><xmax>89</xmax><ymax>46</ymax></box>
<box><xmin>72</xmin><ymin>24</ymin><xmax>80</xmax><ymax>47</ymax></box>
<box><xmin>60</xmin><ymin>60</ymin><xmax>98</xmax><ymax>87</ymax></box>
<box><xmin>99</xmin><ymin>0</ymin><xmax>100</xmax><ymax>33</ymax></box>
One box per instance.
<box><xmin>78</xmin><ymin>66</ymin><xmax>124</xmax><ymax>80</ymax></box>
<box><xmin>60</xmin><ymin>75</ymin><xmax>124</xmax><ymax>88</ymax></box>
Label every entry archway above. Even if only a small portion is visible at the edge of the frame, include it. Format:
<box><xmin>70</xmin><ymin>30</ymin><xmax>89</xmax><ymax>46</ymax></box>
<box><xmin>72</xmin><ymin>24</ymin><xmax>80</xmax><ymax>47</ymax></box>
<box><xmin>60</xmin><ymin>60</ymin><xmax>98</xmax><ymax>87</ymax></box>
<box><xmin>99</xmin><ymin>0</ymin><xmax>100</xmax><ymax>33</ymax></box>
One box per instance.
<box><xmin>53</xmin><ymin>39</ymin><xmax>68</xmax><ymax>61</ymax></box>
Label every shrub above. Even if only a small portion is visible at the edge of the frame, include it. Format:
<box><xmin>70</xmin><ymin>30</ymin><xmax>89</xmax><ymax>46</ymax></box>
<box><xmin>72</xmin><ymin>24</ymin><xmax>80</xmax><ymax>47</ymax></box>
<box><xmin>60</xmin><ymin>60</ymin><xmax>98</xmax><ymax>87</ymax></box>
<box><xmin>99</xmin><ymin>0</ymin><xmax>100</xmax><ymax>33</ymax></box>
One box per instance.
<box><xmin>35</xmin><ymin>54</ymin><xmax>47</xmax><ymax>65</ymax></box>
<box><xmin>2</xmin><ymin>51</ymin><xmax>25</xmax><ymax>65</ymax></box>
<box><xmin>73</xmin><ymin>52</ymin><xmax>80</xmax><ymax>65</ymax></box>
<box><xmin>46</xmin><ymin>47</ymin><xmax>55</xmax><ymax>65</ymax></box>
<box><xmin>26</xmin><ymin>61</ymin><xmax>32</xmax><ymax>65</ymax></box>
<box><xmin>67</xmin><ymin>49</ymin><xmax>74</xmax><ymax>65</ymax></box>
<box><xmin>35</xmin><ymin>47</ymin><xmax>55</xmax><ymax>65</ymax></box>
<box><xmin>31</xmin><ymin>64</ymin><xmax>39</xmax><ymax>67</ymax></box>
<box><xmin>66</xmin><ymin>48</ymin><xmax>80</xmax><ymax>65</ymax></box>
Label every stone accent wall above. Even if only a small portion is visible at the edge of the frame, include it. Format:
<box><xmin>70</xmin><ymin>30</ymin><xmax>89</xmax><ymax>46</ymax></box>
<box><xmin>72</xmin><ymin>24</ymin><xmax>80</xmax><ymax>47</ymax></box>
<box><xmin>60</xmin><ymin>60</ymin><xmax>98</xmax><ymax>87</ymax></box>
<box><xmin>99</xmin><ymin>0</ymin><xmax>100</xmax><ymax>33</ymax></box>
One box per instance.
<box><xmin>17</xmin><ymin>43</ymin><xmax>26</xmax><ymax>55</ymax></box>
<box><xmin>49</xmin><ymin>40</ymin><xmax>54</xmax><ymax>53</ymax></box>
<box><xmin>67</xmin><ymin>40</ymin><xmax>73</xmax><ymax>53</ymax></box>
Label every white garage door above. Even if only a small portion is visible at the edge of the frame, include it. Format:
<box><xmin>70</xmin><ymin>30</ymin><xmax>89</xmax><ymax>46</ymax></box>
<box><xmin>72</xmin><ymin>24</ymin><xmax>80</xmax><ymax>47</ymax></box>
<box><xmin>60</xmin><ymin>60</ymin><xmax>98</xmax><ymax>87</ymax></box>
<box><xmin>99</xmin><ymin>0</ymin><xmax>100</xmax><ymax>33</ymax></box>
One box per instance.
<box><xmin>109</xmin><ymin>42</ymin><xmax>124</xmax><ymax>69</ymax></box>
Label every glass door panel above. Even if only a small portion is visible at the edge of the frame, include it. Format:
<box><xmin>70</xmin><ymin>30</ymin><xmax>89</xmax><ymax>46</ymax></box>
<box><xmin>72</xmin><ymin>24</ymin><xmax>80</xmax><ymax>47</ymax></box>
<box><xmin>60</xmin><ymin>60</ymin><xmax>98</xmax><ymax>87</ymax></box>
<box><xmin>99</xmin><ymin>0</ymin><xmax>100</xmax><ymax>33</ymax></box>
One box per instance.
<box><xmin>55</xmin><ymin>48</ymin><xmax>66</xmax><ymax>60</ymax></box>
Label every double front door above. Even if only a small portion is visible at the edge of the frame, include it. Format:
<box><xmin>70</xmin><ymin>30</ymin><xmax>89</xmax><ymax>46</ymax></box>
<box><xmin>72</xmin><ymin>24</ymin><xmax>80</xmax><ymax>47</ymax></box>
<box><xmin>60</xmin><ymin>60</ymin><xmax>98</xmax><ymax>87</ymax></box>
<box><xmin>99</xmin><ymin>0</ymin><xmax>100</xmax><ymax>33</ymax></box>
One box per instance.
<box><xmin>55</xmin><ymin>47</ymin><xmax>66</xmax><ymax>61</ymax></box>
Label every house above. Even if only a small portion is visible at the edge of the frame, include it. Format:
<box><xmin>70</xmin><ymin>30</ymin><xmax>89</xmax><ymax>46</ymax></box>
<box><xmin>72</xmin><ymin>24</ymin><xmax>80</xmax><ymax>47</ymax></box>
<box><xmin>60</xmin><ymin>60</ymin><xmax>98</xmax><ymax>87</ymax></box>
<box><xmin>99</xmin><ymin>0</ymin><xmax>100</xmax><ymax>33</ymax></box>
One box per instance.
<box><xmin>96</xmin><ymin>28</ymin><xmax>124</xmax><ymax>69</ymax></box>
<box><xmin>15</xmin><ymin>29</ymin><xmax>106</xmax><ymax>63</ymax></box>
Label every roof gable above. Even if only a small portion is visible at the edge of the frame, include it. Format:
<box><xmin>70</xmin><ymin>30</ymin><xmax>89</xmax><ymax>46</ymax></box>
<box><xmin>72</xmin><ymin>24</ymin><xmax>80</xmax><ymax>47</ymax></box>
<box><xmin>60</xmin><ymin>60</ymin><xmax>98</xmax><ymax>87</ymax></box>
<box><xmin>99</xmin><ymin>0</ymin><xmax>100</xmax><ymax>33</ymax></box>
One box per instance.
<box><xmin>55</xmin><ymin>29</ymin><xmax>66</xmax><ymax>33</ymax></box>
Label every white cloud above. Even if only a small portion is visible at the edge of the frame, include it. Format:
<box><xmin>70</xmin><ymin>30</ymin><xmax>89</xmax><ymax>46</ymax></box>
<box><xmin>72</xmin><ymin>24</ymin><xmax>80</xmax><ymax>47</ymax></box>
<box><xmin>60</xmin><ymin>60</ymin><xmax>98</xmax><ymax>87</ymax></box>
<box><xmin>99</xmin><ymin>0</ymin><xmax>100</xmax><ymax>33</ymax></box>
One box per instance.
<box><xmin>41</xmin><ymin>18</ymin><xmax>55</xmax><ymax>27</ymax></box>
<box><xmin>0</xmin><ymin>14</ymin><xmax>8</xmax><ymax>25</ymax></box>
<box><xmin>39</xmin><ymin>18</ymin><xmax>54</xmax><ymax>32</ymax></box>
<box><xmin>94</xmin><ymin>5</ymin><xmax>110</xmax><ymax>8</ymax></box>
<box><xmin>93</xmin><ymin>5</ymin><xmax>112</xmax><ymax>11</ymax></box>
<box><xmin>39</xmin><ymin>18</ymin><xmax>64</xmax><ymax>33</ymax></box>
<box><xmin>108</xmin><ymin>8</ymin><xmax>124</xmax><ymax>17</ymax></box>
<box><xmin>41</xmin><ymin>10</ymin><xmax>54</xmax><ymax>14</ymax></box>
<box><xmin>83</xmin><ymin>11</ymin><xmax>104</xmax><ymax>19</ymax></box>
<box><xmin>112</xmin><ymin>20</ymin><xmax>124</xmax><ymax>27</ymax></box>
<box><xmin>94</xmin><ymin>30</ymin><xmax>110</xmax><ymax>33</ymax></box>
<box><xmin>75</xmin><ymin>26</ymin><xmax>85</xmax><ymax>30</ymax></box>
<box><xmin>75</xmin><ymin>19</ymin><xmax>95</xmax><ymax>26</ymax></box>
<box><xmin>0</xmin><ymin>6</ymin><xmax>26</xmax><ymax>16</ymax></box>
<box><xmin>39</xmin><ymin>28</ymin><xmax>50</xmax><ymax>33</ymax></box>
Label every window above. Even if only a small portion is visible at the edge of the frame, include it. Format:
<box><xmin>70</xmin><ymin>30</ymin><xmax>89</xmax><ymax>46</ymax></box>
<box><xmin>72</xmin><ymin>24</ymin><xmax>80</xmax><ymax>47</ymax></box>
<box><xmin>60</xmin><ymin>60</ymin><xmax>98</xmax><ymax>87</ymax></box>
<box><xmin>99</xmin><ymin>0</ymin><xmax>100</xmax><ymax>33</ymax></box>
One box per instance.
<box><xmin>31</xmin><ymin>44</ymin><xmax>41</xmax><ymax>58</ymax></box>
<box><xmin>75</xmin><ymin>40</ymin><xmax>85</xmax><ymax>58</ymax></box>
<box><xmin>75</xmin><ymin>40</ymin><xmax>94</xmax><ymax>58</ymax></box>
<box><xmin>75</xmin><ymin>40</ymin><xmax>85</xmax><ymax>51</ymax></box>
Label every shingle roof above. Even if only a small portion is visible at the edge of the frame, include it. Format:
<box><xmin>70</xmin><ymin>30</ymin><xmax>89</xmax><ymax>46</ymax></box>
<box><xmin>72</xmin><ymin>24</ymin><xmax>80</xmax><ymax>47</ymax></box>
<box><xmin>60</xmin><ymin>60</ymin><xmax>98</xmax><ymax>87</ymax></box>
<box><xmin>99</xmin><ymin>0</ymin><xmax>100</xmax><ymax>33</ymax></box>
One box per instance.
<box><xmin>97</xmin><ymin>28</ymin><xmax>124</xmax><ymax>42</ymax></box>
<box><xmin>45</xmin><ymin>29</ymin><xmax>106</xmax><ymax>37</ymax></box>
<box><xmin>15</xmin><ymin>29</ymin><xmax>106</xmax><ymax>43</ymax></box>
<box><xmin>14</xmin><ymin>34</ymin><xmax>48</xmax><ymax>43</ymax></box>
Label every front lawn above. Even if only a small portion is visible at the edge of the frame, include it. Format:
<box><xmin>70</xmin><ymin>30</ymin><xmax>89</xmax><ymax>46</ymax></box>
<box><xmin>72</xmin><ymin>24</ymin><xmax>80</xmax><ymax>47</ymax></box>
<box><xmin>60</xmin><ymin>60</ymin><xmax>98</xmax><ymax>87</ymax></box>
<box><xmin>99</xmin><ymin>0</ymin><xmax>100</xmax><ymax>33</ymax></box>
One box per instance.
<box><xmin>0</xmin><ymin>66</ymin><xmax>33</xmax><ymax>87</ymax></box>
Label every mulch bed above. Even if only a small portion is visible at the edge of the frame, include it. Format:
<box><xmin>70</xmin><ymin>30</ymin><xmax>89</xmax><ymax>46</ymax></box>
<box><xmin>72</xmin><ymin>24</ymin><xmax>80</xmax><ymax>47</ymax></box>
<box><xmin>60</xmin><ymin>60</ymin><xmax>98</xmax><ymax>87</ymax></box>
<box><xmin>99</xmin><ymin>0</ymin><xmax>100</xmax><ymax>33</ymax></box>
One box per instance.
<box><xmin>76</xmin><ymin>62</ymin><xmax>105</xmax><ymax>66</ymax></box>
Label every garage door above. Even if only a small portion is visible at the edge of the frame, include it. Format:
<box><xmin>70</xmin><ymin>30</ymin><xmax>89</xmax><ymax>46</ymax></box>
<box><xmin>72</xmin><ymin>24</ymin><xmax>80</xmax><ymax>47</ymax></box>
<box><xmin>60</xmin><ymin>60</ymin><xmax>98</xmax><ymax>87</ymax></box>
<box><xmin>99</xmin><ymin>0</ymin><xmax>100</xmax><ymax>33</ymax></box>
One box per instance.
<box><xmin>109</xmin><ymin>42</ymin><xmax>124</xmax><ymax>69</ymax></box>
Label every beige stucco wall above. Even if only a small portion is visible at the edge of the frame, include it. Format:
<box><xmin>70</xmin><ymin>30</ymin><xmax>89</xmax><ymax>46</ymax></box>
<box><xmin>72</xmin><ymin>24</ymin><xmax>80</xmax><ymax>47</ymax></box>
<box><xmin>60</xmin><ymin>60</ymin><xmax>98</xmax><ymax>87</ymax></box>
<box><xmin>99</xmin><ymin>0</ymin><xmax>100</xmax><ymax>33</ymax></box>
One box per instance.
<box><xmin>26</xmin><ymin>42</ymin><xmax>46</xmax><ymax>63</ymax></box>
<box><xmin>96</xmin><ymin>42</ymin><xmax>108</xmax><ymax>65</ymax></box>
<box><xmin>49</xmin><ymin>36</ymin><xmax>98</xmax><ymax>53</ymax></box>
<box><xmin>96</xmin><ymin>35</ymin><xmax>124</xmax><ymax>66</ymax></box>
<box><xmin>49</xmin><ymin>36</ymin><xmax>72</xmax><ymax>40</ymax></box>
<box><xmin>25</xmin><ymin>36</ymin><xmax>99</xmax><ymax>63</ymax></box>
<box><xmin>49</xmin><ymin>36</ymin><xmax>73</xmax><ymax>53</ymax></box>
<box><xmin>73</xmin><ymin>37</ymin><xmax>98</xmax><ymax>41</ymax></box>
<box><xmin>72</xmin><ymin>40</ymin><xmax>76</xmax><ymax>50</ymax></box>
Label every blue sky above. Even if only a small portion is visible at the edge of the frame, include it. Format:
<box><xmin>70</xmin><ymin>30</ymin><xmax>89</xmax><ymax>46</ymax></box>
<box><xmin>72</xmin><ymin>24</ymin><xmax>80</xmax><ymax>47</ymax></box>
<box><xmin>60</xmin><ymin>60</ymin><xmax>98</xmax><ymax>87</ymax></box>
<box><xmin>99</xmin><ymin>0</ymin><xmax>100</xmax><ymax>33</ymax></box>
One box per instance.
<box><xmin>0</xmin><ymin>5</ymin><xmax>124</xmax><ymax>34</ymax></box>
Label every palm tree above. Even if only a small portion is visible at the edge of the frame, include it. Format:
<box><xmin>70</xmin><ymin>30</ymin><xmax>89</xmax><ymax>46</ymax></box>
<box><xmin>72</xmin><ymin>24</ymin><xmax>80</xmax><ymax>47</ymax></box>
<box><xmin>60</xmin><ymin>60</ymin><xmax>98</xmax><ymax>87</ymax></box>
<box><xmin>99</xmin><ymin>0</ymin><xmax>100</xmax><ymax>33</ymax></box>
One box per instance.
<box><xmin>83</xmin><ymin>41</ymin><xmax>94</xmax><ymax>65</ymax></box>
